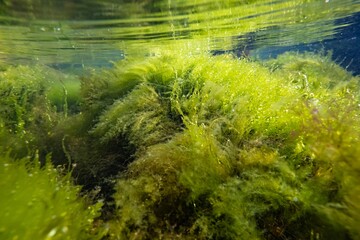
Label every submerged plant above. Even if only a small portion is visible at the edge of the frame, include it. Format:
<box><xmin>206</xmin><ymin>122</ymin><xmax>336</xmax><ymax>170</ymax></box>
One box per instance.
<box><xmin>0</xmin><ymin>153</ymin><xmax>104</xmax><ymax>240</ymax></box>
<box><xmin>93</xmin><ymin>52</ymin><xmax>360</xmax><ymax>239</ymax></box>
<box><xmin>1</xmin><ymin>51</ymin><xmax>359</xmax><ymax>239</ymax></box>
<box><xmin>0</xmin><ymin>64</ymin><xmax>81</xmax><ymax>159</ymax></box>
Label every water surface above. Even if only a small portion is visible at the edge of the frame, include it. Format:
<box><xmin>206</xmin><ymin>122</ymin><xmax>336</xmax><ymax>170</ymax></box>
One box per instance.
<box><xmin>0</xmin><ymin>0</ymin><xmax>359</xmax><ymax>73</ymax></box>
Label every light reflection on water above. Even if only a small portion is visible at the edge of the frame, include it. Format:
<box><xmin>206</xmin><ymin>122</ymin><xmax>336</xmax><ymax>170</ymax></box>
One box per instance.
<box><xmin>0</xmin><ymin>0</ymin><xmax>359</xmax><ymax>73</ymax></box>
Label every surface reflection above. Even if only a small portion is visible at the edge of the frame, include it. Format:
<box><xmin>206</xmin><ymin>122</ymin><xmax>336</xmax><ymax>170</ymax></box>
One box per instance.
<box><xmin>0</xmin><ymin>0</ymin><xmax>359</xmax><ymax>71</ymax></box>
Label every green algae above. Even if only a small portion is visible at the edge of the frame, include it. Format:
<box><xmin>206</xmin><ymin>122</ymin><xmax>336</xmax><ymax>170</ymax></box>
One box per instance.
<box><xmin>0</xmin><ymin>51</ymin><xmax>360</xmax><ymax>239</ymax></box>
<box><xmin>82</xmin><ymin>52</ymin><xmax>360</xmax><ymax>239</ymax></box>
<box><xmin>0</xmin><ymin>65</ymin><xmax>81</xmax><ymax>158</ymax></box>
<box><xmin>0</xmin><ymin>153</ymin><xmax>103</xmax><ymax>240</ymax></box>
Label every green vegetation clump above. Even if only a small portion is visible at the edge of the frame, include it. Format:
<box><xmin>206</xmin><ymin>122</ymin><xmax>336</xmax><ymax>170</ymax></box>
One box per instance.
<box><xmin>0</xmin><ymin>153</ymin><xmax>103</xmax><ymax>240</ymax></box>
<box><xmin>0</xmin><ymin>64</ymin><xmax>80</xmax><ymax>159</ymax></box>
<box><xmin>92</xmin><ymin>52</ymin><xmax>360</xmax><ymax>239</ymax></box>
<box><xmin>0</xmin><ymin>51</ymin><xmax>360</xmax><ymax>239</ymax></box>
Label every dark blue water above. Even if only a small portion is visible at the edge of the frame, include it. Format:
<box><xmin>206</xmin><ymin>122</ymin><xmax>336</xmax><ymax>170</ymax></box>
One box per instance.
<box><xmin>250</xmin><ymin>12</ymin><xmax>360</xmax><ymax>75</ymax></box>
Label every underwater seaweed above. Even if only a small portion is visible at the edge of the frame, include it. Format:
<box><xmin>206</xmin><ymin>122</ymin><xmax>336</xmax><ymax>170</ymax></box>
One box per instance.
<box><xmin>0</xmin><ymin>153</ymin><xmax>104</xmax><ymax>240</ymax></box>
<box><xmin>0</xmin><ymin>65</ymin><xmax>80</xmax><ymax>159</ymax></box>
<box><xmin>1</xmin><ymin>51</ymin><xmax>360</xmax><ymax>239</ymax></box>
<box><xmin>99</xmin><ymin>52</ymin><xmax>360</xmax><ymax>239</ymax></box>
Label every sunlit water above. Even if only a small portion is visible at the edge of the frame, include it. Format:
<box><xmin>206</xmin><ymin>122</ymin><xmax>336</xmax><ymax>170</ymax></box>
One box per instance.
<box><xmin>0</xmin><ymin>0</ymin><xmax>359</xmax><ymax>74</ymax></box>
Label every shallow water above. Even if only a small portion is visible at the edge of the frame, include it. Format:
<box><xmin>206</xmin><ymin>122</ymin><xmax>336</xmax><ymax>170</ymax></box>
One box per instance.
<box><xmin>0</xmin><ymin>0</ymin><xmax>359</xmax><ymax>73</ymax></box>
<box><xmin>2</xmin><ymin>2</ymin><xmax>360</xmax><ymax>239</ymax></box>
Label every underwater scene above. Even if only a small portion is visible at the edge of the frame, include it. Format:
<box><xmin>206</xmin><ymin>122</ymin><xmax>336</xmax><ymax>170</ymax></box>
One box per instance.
<box><xmin>1</xmin><ymin>0</ymin><xmax>360</xmax><ymax>239</ymax></box>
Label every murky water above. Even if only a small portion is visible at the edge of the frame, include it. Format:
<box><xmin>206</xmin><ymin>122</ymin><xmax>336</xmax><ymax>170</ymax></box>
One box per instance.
<box><xmin>0</xmin><ymin>0</ymin><xmax>360</xmax><ymax>73</ymax></box>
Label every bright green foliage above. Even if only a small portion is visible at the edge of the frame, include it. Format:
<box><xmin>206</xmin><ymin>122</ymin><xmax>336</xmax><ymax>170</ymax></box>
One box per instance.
<box><xmin>0</xmin><ymin>153</ymin><xmax>103</xmax><ymax>240</ymax></box>
<box><xmin>265</xmin><ymin>52</ymin><xmax>355</xmax><ymax>92</ymax></box>
<box><xmin>0</xmin><ymin>65</ymin><xmax>80</xmax><ymax>157</ymax></box>
<box><xmin>93</xmin><ymin>84</ymin><xmax>178</xmax><ymax>149</ymax></box>
<box><xmin>1</xmin><ymin>51</ymin><xmax>360</xmax><ymax>239</ymax></box>
<box><xmin>97</xmin><ymin>52</ymin><xmax>360</xmax><ymax>239</ymax></box>
<box><xmin>0</xmin><ymin>65</ymin><xmax>51</xmax><ymax>155</ymax></box>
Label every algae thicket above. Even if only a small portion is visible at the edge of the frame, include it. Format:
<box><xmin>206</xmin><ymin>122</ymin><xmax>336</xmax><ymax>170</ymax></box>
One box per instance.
<box><xmin>0</xmin><ymin>52</ymin><xmax>360</xmax><ymax>239</ymax></box>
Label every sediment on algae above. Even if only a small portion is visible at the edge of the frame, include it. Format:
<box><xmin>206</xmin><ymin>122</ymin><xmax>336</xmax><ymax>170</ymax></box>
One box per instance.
<box><xmin>1</xmin><ymin>52</ymin><xmax>360</xmax><ymax>239</ymax></box>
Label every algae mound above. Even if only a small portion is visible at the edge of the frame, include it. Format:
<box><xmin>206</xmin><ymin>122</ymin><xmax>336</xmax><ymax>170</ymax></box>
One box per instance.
<box><xmin>1</xmin><ymin>52</ymin><xmax>360</xmax><ymax>239</ymax></box>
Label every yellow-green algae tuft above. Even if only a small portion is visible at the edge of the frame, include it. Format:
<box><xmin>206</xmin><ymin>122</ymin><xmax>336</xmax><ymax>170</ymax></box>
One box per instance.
<box><xmin>0</xmin><ymin>153</ymin><xmax>103</xmax><ymax>240</ymax></box>
<box><xmin>86</xmin><ymin>52</ymin><xmax>360</xmax><ymax>239</ymax></box>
